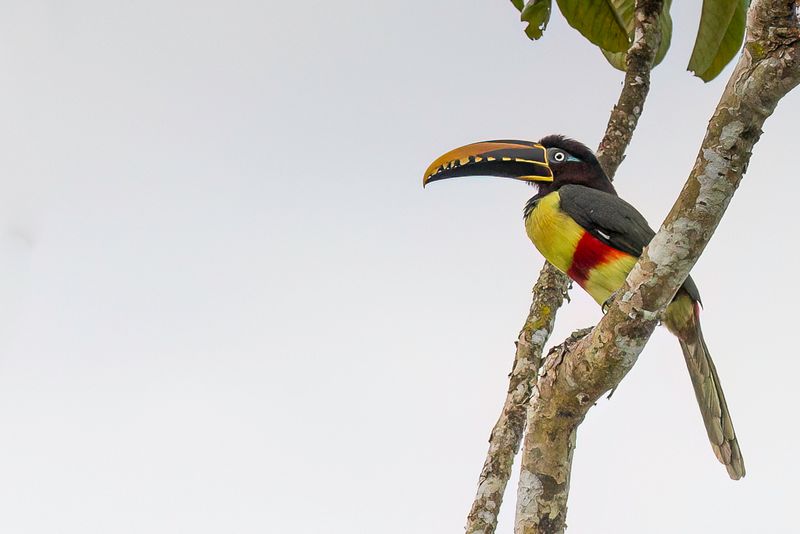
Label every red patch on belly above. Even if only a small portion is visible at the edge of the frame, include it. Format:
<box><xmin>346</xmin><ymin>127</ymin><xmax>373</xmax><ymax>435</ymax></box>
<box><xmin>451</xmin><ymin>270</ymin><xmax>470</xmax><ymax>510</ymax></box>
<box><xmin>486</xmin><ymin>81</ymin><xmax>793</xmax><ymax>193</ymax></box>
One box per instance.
<box><xmin>567</xmin><ymin>232</ymin><xmax>626</xmax><ymax>285</ymax></box>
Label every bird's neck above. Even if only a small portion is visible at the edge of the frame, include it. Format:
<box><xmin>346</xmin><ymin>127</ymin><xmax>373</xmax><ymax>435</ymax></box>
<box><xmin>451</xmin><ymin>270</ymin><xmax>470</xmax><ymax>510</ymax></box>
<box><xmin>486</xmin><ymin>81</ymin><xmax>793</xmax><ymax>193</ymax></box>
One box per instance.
<box><xmin>535</xmin><ymin>162</ymin><xmax>618</xmax><ymax>198</ymax></box>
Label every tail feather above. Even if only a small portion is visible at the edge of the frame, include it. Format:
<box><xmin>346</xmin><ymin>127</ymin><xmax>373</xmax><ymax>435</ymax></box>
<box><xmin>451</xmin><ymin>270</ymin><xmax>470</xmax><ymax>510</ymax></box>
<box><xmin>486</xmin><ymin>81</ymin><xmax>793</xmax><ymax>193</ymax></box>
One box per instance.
<box><xmin>665</xmin><ymin>292</ymin><xmax>745</xmax><ymax>480</ymax></box>
<box><xmin>678</xmin><ymin>333</ymin><xmax>744</xmax><ymax>479</ymax></box>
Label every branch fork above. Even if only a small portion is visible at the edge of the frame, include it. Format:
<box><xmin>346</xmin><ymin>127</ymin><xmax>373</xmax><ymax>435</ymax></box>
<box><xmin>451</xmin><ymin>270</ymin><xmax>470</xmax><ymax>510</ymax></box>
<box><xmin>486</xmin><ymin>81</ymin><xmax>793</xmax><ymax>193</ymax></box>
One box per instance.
<box><xmin>465</xmin><ymin>1</ymin><xmax>800</xmax><ymax>533</ymax></box>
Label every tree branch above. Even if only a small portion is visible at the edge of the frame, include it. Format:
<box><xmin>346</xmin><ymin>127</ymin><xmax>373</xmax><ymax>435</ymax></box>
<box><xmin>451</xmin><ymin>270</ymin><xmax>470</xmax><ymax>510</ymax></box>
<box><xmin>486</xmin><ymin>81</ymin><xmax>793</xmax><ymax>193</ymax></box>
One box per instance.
<box><xmin>514</xmin><ymin>2</ymin><xmax>800</xmax><ymax>532</ymax></box>
<box><xmin>465</xmin><ymin>264</ymin><xmax>568</xmax><ymax>533</ymax></box>
<box><xmin>464</xmin><ymin>2</ymin><xmax>664</xmax><ymax>532</ymax></box>
<box><xmin>596</xmin><ymin>0</ymin><xmax>666</xmax><ymax>179</ymax></box>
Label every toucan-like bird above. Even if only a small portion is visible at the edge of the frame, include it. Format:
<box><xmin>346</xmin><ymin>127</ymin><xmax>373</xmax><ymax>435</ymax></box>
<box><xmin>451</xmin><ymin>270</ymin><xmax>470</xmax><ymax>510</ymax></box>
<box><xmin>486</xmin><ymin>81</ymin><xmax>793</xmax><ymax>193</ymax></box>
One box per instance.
<box><xmin>423</xmin><ymin>135</ymin><xmax>744</xmax><ymax>479</ymax></box>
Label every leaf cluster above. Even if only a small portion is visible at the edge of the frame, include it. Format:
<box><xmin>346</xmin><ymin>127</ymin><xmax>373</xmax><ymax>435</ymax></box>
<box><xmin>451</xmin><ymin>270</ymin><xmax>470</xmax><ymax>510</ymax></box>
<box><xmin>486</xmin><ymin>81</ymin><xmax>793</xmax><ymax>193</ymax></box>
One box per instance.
<box><xmin>511</xmin><ymin>0</ymin><xmax>748</xmax><ymax>81</ymax></box>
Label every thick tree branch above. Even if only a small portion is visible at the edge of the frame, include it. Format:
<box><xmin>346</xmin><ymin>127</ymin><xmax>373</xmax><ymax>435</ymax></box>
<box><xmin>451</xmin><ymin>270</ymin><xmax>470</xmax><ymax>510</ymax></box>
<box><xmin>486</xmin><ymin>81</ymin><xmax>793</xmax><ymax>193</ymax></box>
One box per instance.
<box><xmin>464</xmin><ymin>2</ymin><xmax>664</xmax><ymax>532</ymax></box>
<box><xmin>514</xmin><ymin>2</ymin><xmax>800</xmax><ymax>533</ymax></box>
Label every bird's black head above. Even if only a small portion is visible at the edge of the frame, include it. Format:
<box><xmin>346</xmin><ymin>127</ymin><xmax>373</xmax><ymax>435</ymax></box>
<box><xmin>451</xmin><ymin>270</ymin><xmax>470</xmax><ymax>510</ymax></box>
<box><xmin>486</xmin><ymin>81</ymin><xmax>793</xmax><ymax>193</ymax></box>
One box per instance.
<box><xmin>423</xmin><ymin>134</ymin><xmax>616</xmax><ymax>196</ymax></box>
<box><xmin>535</xmin><ymin>135</ymin><xmax>616</xmax><ymax>196</ymax></box>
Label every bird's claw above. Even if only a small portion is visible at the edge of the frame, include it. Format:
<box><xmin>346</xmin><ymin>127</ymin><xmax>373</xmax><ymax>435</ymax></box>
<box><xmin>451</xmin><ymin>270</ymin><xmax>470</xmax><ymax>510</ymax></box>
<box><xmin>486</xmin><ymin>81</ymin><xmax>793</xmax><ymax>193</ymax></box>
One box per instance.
<box><xmin>601</xmin><ymin>291</ymin><xmax>619</xmax><ymax>314</ymax></box>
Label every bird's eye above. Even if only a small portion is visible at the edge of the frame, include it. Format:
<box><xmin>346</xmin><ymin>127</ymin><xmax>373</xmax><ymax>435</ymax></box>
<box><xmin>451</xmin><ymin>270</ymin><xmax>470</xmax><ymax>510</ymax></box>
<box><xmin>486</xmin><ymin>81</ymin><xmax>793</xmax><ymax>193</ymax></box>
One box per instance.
<box><xmin>552</xmin><ymin>151</ymin><xmax>566</xmax><ymax>162</ymax></box>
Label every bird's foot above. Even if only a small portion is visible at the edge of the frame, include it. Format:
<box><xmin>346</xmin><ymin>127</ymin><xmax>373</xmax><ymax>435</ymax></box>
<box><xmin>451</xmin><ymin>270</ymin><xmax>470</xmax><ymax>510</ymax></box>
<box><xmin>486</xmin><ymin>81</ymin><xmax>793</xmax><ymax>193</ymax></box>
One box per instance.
<box><xmin>601</xmin><ymin>291</ymin><xmax>619</xmax><ymax>314</ymax></box>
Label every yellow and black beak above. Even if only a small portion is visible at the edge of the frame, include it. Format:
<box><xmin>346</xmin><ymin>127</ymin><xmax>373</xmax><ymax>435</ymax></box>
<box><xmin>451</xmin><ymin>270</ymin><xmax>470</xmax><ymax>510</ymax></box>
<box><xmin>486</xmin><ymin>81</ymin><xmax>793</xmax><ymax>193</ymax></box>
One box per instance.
<box><xmin>422</xmin><ymin>140</ymin><xmax>553</xmax><ymax>187</ymax></box>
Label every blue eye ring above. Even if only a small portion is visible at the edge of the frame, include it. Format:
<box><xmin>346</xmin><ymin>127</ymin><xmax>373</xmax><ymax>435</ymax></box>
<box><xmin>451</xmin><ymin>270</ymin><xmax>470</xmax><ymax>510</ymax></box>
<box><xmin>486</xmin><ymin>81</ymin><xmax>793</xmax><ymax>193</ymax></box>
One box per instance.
<box><xmin>547</xmin><ymin>147</ymin><xmax>581</xmax><ymax>163</ymax></box>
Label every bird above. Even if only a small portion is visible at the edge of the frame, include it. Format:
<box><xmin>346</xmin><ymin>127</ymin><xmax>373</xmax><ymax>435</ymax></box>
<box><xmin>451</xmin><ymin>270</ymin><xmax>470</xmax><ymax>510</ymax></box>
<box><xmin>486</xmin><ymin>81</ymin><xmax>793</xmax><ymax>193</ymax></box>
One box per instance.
<box><xmin>422</xmin><ymin>135</ymin><xmax>745</xmax><ymax>480</ymax></box>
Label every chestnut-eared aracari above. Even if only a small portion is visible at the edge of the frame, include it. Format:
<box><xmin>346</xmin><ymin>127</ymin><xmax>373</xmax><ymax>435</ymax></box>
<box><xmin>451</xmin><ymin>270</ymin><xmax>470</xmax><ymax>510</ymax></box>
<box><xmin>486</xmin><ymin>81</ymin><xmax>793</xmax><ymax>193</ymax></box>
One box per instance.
<box><xmin>423</xmin><ymin>135</ymin><xmax>744</xmax><ymax>480</ymax></box>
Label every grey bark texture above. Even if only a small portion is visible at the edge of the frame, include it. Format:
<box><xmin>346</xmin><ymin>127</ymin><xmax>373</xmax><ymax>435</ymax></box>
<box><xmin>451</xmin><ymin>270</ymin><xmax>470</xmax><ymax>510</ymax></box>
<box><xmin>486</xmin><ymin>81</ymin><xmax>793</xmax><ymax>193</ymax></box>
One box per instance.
<box><xmin>465</xmin><ymin>265</ymin><xmax>569</xmax><ymax>534</ymax></box>
<box><xmin>464</xmin><ymin>2</ymin><xmax>664</xmax><ymax>532</ymax></box>
<box><xmin>513</xmin><ymin>1</ymin><xmax>800</xmax><ymax>533</ymax></box>
<box><xmin>595</xmin><ymin>0</ymin><xmax>666</xmax><ymax>179</ymax></box>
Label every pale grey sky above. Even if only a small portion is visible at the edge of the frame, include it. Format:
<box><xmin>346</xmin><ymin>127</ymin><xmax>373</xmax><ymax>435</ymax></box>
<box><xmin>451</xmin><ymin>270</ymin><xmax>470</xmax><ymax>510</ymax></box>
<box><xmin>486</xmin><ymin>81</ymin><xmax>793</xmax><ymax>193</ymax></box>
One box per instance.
<box><xmin>0</xmin><ymin>2</ymin><xmax>798</xmax><ymax>533</ymax></box>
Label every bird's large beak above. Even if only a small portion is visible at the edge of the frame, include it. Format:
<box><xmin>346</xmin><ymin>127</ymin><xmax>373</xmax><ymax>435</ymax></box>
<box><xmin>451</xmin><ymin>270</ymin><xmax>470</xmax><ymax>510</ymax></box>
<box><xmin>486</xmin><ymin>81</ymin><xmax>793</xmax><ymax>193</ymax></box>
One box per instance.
<box><xmin>422</xmin><ymin>140</ymin><xmax>553</xmax><ymax>187</ymax></box>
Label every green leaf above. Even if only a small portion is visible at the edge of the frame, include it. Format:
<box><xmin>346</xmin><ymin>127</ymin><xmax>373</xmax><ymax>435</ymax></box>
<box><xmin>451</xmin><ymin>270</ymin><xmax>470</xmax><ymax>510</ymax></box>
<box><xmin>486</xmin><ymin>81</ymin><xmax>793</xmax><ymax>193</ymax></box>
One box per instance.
<box><xmin>520</xmin><ymin>0</ymin><xmax>552</xmax><ymax>40</ymax></box>
<box><xmin>610</xmin><ymin>0</ymin><xmax>634</xmax><ymax>34</ymax></box>
<box><xmin>688</xmin><ymin>0</ymin><xmax>747</xmax><ymax>81</ymax></box>
<box><xmin>654</xmin><ymin>0</ymin><xmax>673</xmax><ymax>67</ymax></box>
<box><xmin>511</xmin><ymin>0</ymin><xmax>525</xmax><ymax>11</ymax></box>
<box><xmin>600</xmin><ymin>0</ymin><xmax>673</xmax><ymax>71</ymax></box>
<box><xmin>555</xmin><ymin>0</ymin><xmax>630</xmax><ymax>53</ymax></box>
<box><xmin>600</xmin><ymin>48</ymin><xmax>627</xmax><ymax>71</ymax></box>
<box><xmin>599</xmin><ymin>0</ymin><xmax>632</xmax><ymax>70</ymax></box>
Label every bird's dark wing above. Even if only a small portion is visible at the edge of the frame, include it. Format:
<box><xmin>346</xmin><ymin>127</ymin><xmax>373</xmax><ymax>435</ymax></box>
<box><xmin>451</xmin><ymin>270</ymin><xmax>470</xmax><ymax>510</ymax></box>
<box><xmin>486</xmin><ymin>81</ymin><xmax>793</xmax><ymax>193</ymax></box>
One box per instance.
<box><xmin>558</xmin><ymin>184</ymin><xmax>701</xmax><ymax>303</ymax></box>
<box><xmin>557</xmin><ymin>184</ymin><xmax>654</xmax><ymax>257</ymax></box>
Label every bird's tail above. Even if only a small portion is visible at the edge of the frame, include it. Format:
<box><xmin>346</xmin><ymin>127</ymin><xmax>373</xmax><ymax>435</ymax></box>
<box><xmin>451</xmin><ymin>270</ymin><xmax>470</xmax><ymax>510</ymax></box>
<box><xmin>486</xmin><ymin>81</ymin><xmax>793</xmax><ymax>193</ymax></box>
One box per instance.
<box><xmin>663</xmin><ymin>291</ymin><xmax>745</xmax><ymax>480</ymax></box>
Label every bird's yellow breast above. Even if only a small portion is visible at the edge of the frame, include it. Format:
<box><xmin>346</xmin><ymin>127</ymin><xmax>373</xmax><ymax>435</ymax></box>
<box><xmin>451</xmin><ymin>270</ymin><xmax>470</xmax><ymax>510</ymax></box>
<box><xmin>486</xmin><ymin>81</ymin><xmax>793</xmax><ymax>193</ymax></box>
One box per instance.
<box><xmin>524</xmin><ymin>192</ymin><xmax>584</xmax><ymax>274</ymax></box>
<box><xmin>524</xmin><ymin>191</ymin><xmax>638</xmax><ymax>304</ymax></box>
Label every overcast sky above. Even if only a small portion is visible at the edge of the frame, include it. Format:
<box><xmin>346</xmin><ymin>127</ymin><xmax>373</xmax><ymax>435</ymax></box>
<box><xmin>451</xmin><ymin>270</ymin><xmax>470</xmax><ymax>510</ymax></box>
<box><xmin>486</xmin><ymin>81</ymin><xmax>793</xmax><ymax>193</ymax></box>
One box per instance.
<box><xmin>1</xmin><ymin>2</ymin><xmax>798</xmax><ymax>533</ymax></box>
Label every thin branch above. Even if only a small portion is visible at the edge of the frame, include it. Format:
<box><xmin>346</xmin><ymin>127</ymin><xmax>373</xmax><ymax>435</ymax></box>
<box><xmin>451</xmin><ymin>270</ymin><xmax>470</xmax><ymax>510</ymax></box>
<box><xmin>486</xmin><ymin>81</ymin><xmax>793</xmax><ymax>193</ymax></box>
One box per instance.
<box><xmin>596</xmin><ymin>0</ymin><xmax>665</xmax><ymax>178</ymax></box>
<box><xmin>514</xmin><ymin>2</ymin><xmax>800</xmax><ymax>532</ymax></box>
<box><xmin>464</xmin><ymin>1</ymin><xmax>664</xmax><ymax>532</ymax></box>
